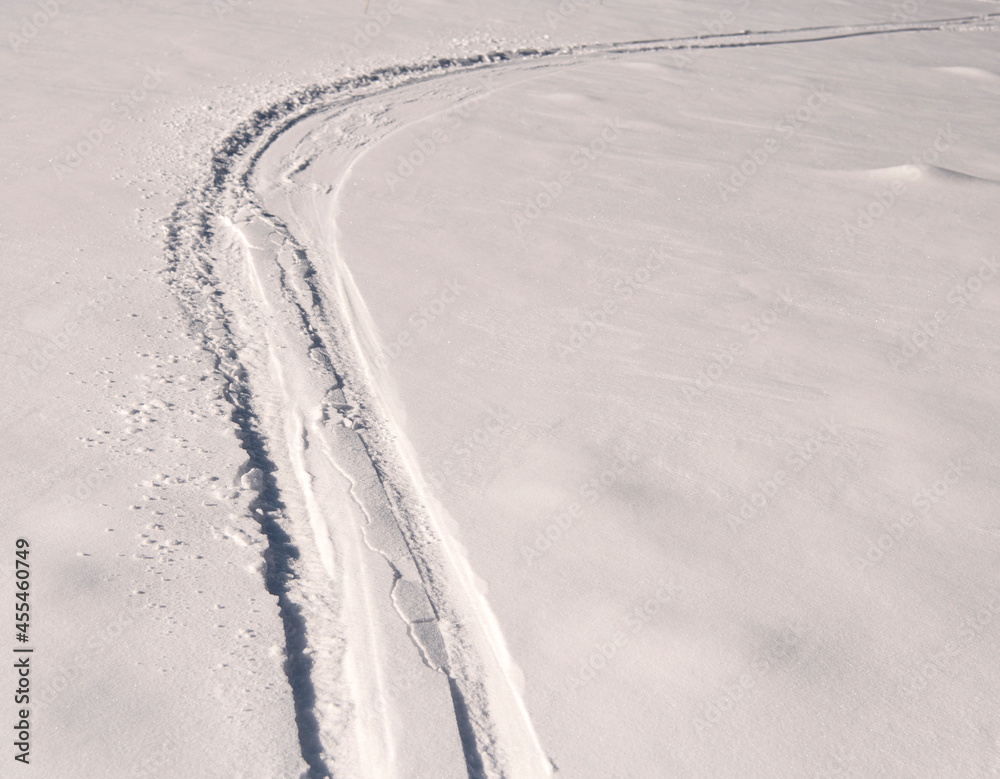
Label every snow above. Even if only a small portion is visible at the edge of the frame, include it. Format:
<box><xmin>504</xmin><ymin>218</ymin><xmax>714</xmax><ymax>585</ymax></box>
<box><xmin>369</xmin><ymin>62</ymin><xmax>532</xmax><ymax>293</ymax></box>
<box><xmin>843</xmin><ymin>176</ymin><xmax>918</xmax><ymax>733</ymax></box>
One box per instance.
<box><xmin>2</xmin><ymin>0</ymin><xmax>1000</xmax><ymax>777</ymax></box>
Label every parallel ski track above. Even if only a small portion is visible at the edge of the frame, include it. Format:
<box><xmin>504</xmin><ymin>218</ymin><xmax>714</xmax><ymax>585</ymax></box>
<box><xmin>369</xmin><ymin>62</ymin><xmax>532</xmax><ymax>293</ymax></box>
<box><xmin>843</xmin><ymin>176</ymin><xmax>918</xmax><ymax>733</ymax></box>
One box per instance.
<box><xmin>164</xmin><ymin>13</ymin><xmax>999</xmax><ymax>778</ymax></box>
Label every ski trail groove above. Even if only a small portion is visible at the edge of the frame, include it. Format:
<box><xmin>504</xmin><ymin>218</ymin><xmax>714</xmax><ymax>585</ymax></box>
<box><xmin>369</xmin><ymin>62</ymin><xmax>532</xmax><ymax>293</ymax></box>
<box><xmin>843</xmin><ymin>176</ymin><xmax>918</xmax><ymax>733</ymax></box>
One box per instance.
<box><xmin>163</xmin><ymin>15</ymin><xmax>999</xmax><ymax>777</ymax></box>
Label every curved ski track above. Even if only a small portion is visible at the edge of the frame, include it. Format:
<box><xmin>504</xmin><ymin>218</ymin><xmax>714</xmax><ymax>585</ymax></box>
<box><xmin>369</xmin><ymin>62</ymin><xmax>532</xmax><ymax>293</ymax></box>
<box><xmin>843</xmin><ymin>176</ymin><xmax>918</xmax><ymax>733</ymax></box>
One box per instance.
<box><xmin>163</xmin><ymin>13</ymin><xmax>999</xmax><ymax>779</ymax></box>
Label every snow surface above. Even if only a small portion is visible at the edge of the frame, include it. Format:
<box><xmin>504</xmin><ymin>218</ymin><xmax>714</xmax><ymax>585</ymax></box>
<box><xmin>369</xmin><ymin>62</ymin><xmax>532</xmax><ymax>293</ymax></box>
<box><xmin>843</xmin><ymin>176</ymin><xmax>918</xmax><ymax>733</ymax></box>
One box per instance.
<box><xmin>2</xmin><ymin>1</ymin><xmax>1000</xmax><ymax>777</ymax></box>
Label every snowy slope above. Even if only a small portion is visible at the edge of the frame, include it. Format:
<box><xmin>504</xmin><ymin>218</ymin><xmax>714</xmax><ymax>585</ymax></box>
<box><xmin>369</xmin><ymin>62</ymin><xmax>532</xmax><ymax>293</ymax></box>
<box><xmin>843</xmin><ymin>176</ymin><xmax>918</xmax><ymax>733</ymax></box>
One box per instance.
<box><xmin>2</xmin><ymin>1</ymin><xmax>1000</xmax><ymax>777</ymax></box>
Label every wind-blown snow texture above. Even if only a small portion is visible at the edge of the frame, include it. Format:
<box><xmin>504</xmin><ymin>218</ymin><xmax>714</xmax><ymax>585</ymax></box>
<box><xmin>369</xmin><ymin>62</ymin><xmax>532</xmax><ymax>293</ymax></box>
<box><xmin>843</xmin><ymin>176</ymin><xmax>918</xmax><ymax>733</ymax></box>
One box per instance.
<box><xmin>3</xmin><ymin>1</ymin><xmax>1000</xmax><ymax>777</ymax></box>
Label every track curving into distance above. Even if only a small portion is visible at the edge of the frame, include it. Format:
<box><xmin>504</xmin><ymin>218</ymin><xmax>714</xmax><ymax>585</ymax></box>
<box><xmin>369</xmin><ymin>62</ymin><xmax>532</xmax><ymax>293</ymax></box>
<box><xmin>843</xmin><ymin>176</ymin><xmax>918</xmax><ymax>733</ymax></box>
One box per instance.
<box><xmin>163</xmin><ymin>13</ymin><xmax>999</xmax><ymax>778</ymax></box>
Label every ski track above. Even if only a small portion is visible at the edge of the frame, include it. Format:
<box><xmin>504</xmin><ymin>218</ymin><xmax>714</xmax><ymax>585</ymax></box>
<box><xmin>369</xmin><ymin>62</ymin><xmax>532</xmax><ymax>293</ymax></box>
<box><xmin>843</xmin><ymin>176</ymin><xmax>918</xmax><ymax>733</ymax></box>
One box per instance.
<box><xmin>163</xmin><ymin>14</ymin><xmax>1000</xmax><ymax>778</ymax></box>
